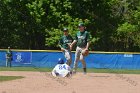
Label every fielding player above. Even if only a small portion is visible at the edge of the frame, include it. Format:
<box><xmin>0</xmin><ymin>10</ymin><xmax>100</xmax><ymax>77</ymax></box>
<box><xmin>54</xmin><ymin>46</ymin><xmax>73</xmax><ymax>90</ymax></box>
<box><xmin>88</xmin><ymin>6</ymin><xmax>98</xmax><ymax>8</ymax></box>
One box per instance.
<box><xmin>5</xmin><ymin>47</ymin><xmax>12</xmax><ymax>67</ymax></box>
<box><xmin>59</xmin><ymin>28</ymin><xmax>73</xmax><ymax>66</ymax></box>
<box><xmin>70</xmin><ymin>23</ymin><xmax>91</xmax><ymax>74</ymax></box>
<box><xmin>52</xmin><ymin>58</ymin><xmax>72</xmax><ymax>77</ymax></box>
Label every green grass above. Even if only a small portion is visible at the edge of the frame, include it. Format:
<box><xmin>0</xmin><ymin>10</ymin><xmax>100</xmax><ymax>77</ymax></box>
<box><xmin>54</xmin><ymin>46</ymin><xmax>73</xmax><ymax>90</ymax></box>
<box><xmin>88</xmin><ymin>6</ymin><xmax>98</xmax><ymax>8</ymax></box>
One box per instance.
<box><xmin>87</xmin><ymin>68</ymin><xmax>140</xmax><ymax>74</ymax></box>
<box><xmin>0</xmin><ymin>76</ymin><xmax>24</xmax><ymax>82</ymax></box>
<box><xmin>0</xmin><ymin>67</ymin><xmax>52</xmax><ymax>72</ymax></box>
<box><xmin>0</xmin><ymin>67</ymin><xmax>140</xmax><ymax>74</ymax></box>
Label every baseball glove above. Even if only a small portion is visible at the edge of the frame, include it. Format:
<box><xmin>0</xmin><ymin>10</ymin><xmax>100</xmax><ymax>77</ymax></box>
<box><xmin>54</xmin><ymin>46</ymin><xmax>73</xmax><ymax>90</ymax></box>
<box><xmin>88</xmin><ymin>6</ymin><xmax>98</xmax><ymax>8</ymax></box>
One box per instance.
<box><xmin>82</xmin><ymin>49</ymin><xmax>89</xmax><ymax>56</ymax></box>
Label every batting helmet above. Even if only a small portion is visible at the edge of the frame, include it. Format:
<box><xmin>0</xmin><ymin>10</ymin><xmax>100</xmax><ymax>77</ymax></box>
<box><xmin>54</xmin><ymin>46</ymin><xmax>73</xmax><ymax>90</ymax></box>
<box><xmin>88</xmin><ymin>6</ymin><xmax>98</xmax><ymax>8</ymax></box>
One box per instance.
<box><xmin>58</xmin><ymin>58</ymin><xmax>64</xmax><ymax>64</ymax></box>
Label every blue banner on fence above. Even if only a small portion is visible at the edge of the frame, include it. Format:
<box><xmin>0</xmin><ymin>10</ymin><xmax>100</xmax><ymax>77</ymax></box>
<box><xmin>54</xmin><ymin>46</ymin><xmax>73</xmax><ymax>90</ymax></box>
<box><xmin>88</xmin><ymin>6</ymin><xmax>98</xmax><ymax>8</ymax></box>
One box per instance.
<box><xmin>12</xmin><ymin>52</ymin><xmax>31</xmax><ymax>65</ymax></box>
<box><xmin>0</xmin><ymin>51</ymin><xmax>6</xmax><ymax>66</ymax></box>
<box><xmin>0</xmin><ymin>50</ymin><xmax>140</xmax><ymax>69</ymax></box>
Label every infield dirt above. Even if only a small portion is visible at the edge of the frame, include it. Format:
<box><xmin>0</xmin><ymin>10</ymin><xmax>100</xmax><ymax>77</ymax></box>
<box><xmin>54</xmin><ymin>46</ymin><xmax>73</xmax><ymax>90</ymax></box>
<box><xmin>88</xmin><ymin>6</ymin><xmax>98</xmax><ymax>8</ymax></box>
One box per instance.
<box><xmin>0</xmin><ymin>71</ymin><xmax>140</xmax><ymax>93</ymax></box>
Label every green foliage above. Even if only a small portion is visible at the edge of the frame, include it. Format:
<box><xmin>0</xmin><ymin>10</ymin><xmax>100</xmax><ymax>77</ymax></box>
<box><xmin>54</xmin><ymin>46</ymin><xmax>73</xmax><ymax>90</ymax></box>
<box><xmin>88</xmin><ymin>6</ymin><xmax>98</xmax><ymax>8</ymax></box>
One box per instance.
<box><xmin>115</xmin><ymin>22</ymin><xmax>138</xmax><ymax>51</ymax></box>
<box><xmin>117</xmin><ymin>22</ymin><xmax>137</xmax><ymax>35</ymax></box>
<box><xmin>110</xmin><ymin>0</ymin><xmax>140</xmax><ymax>51</ymax></box>
<box><xmin>26</xmin><ymin>0</ymin><xmax>45</xmax><ymax>23</ymax></box>
<box><xmin>0</xmin><ymin>0</ymin><xmax>140</xmax><ymax>51</ymax></box>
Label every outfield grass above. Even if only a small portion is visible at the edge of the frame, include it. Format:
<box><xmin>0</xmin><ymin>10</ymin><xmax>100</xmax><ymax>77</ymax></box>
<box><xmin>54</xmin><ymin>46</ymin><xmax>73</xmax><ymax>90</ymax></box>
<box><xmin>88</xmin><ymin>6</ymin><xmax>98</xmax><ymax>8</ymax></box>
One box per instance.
<box><xmin>0</xmin><ymin>67</ymin><xmax>140</xmax><ymax>74</ymax></box>
<box><xmin>0</xmin><ymin>76</ymin><xmax>24</xmax><ymax>82</ymax></box>
<box><xmin>0</xmin><ymin>67</ymin><xmax>52</xmax><ymax>72</ymax></box>
<box><xmin>87</xmin><ymin>68</ymin><xmax>140</xmax><ymax>74</ymax></box>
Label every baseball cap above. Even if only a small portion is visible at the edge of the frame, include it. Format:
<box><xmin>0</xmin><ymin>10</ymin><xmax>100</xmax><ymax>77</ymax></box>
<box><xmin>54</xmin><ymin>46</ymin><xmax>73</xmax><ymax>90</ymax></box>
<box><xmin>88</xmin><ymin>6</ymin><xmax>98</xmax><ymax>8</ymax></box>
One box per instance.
<box><xmin>78</xmin><ymin>23</ymin><xmax>85</xmax><ymax>27</ymax></box>
<box><xmin>63</xmin><ymin>28</ymin><xmax>68</xmax><ymax>31</ymax></box>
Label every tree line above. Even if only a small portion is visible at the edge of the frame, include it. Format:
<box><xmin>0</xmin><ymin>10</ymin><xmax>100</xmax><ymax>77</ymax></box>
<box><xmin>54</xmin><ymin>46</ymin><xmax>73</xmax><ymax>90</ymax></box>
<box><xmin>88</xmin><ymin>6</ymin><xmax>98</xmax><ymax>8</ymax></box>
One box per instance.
<box><xmin>0</xmin><ymin>0</ymin><xmax>140</xmax><ymax>52</ymax></box>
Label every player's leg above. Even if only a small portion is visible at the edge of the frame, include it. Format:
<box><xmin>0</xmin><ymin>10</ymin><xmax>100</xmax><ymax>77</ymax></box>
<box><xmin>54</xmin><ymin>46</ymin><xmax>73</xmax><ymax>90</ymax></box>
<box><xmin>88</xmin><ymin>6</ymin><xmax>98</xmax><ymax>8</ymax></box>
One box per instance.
<box><xmin>52</xmin><ymin>70</ymin><xmax>59</xmax><ymax>77</ymax></box>
<box><xmin>9</xmin><ymin>60</ymin><xmax>12</xmax><ymax>67</ymax></box>
<box><xmin>65</xmin><ymin>71</ymin><xmax>72</xmax><ymax>77</ymax></box>
<box><xmin>6</xmin><ymin>59</ymin><xmax>11</xmax><ymax>67</ymax></box>
<box><xmin>79</xmin><ymin>49</ymin><xmax>87</xmax><ymax>74</ymax></box>
<box><xmin>73</xmin><ymin>47</ymin><xmax>80</xmax><ymax>73</ymax></box>
<box><xmin>6</xmin><ymin>59</ymin><xmax>8</xmax><ymax>67</ymax></box>
<box><xmin>64</xmin><ymin>50</ymin><xmax>72</xmax><ymax>66</ymax></box>
<box><xmin>9</xmin><ymin>59</ymin><xmax>12</xmax><ymax>67</ymax></box>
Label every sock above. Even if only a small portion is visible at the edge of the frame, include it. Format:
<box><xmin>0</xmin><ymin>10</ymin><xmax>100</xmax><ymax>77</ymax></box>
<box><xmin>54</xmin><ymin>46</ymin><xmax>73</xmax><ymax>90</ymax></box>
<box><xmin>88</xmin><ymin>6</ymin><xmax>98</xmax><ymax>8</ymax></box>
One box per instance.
<box><xmin>83</xmin><ymin>68</ymin><xmax>87</xmax><ymax>73</ymax></box>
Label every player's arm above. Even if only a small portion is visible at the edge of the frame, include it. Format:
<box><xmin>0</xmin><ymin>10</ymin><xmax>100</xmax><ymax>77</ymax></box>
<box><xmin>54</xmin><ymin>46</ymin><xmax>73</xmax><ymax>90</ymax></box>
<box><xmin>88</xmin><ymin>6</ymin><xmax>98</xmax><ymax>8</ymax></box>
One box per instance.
<box><xmin>5</xmin><ymin>53</ymin><xmax>7</xmax><ymax>58</ymax></box>
<box><xmin>85</xmin><ymin>42</ymin><xmax>90</xmax><ymax>50</ymax></box>
<box><xmin>59</xmin><ymin>38</ymin><xmax>65</xmax><ymax>51</ymax></box>
<box><xmin>70</xmin><ymin>35</ymin><xmax>74</xmax><ymax>42</ymax></box>
<box><xmin>70</xmin><ymin>40</ymin><xmax>77</xmax><ymax>50</ymax></box>
<box><xmin>52</xmin><ymin>68</ymin><xmax>56</xmax><ymax>77</ymax></box>
<box><xmin>58</xmin><ymin>38</ymin><xmax>63</xmax><ymax>48</ymax></box>
<box><xmin>52</xmin><ymin>66</ymin><xmax>58</xmax><ymax>77</ymax></box>
<box><xmin>67</xmin><ymin>65</ymin><xmax>71</xmax><ymax>71</ymax></box>
<box><xmin>67</xmin><ymin>35</ymin><xmax>73</xmax><ymax>47</ymax></box>
<box><xmin>85</xmin><ymin>32</ymin><xmax>92</xmax><ymax>50</ymax></box>
<box><xmin>70</xmin><ymin>34</ymin><xmax>77</xmax><ymax>50</ymax></box>
<box><xmin>5</xmin><ymin>52</ymin><xmax>9</xmax><ymax>59</ymax></box>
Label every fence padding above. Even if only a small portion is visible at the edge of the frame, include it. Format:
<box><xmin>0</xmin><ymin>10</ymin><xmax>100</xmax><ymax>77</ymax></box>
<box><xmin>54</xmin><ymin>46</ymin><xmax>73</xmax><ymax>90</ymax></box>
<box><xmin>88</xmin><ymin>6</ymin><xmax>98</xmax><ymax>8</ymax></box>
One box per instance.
<box><xmin>0</xmin><ymin>50</ymin><xmax>140</xmax><ymax>69</ymax></box>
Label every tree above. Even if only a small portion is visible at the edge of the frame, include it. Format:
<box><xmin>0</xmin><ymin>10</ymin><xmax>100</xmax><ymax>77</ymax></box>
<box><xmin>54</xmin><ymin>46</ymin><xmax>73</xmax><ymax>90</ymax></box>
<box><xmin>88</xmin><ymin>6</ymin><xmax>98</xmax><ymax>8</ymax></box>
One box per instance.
<box><xmin>0</xmin><ymin>0</ymin><xmax>140</xmax><ymax>51</ymax></box>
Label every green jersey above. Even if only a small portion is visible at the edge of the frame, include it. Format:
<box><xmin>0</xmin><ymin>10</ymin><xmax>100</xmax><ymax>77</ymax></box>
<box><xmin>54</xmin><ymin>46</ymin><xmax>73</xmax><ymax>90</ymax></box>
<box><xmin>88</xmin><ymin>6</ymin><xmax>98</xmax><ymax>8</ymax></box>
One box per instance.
<box><xmin>59</xmin><ymin>35</ymin><xmax>73</xmax><ymax>49</ymax></box>
<box><xmin>75</xmin><ymin>31</ymin><xmax>91</xmax><ymax>48</ymax></box>
<box><xmin>6</xmin><ymin>50</ymin><xmax>12</xmax><ymax>59</ymax></box>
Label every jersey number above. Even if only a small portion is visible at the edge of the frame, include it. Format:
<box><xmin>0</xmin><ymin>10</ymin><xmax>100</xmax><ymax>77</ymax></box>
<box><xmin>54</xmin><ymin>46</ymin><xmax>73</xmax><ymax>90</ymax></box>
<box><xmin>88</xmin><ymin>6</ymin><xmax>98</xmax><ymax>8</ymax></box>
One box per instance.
<box><xmin>59</xmin><ymin>65</ymin><xmax>66</xmax><ymax>70</ymax></box>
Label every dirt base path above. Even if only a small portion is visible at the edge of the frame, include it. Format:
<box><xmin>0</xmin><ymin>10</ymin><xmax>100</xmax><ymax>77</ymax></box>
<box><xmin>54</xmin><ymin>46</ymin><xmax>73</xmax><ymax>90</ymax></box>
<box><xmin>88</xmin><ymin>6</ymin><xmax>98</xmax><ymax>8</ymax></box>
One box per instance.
<box><xmin>0</xmin><ymin>71</ymin><xmax>140</xmax><ymax>93</ymax></box>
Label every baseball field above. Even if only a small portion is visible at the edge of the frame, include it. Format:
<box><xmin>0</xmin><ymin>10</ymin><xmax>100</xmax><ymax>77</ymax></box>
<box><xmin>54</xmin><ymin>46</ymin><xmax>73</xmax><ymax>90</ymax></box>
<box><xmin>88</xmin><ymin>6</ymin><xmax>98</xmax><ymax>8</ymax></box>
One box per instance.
<box><xmin>0</xmin><ymin>67</ymin><xmax>140</xmax><ymax>93</ymax></box>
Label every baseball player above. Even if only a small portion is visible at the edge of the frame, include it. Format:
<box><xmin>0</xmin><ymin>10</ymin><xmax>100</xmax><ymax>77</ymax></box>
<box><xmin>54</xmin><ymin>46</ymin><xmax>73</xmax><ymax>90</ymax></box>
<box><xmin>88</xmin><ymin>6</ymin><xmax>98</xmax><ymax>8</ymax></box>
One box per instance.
<box><xmin>59</xmin><ymin>28</ymin><xmax>73</xmax><ymax>66</ymax></box>
<box><xmin>70</xmin><ymin>23</ymin><xmax>91</xmax><ymax>74</ymax></box>
<box><xmin>52</xmin><ymin>58</ymin><xmax>72</xmax><ymax>77</ymax></box>
<box><xmin>5</xmin><ymin>47</ymin><xmax>12</xmax><ymax>67</ymax></box>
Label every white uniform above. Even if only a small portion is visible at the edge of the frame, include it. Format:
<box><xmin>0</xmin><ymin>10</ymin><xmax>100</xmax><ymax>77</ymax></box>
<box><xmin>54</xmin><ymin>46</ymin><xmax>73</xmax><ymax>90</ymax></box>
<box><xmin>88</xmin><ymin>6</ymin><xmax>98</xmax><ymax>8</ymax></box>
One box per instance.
<box><xmin>52</xmin><ymin>63</ymin><xmax>72</xmax><ymax>77</ymax></box>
